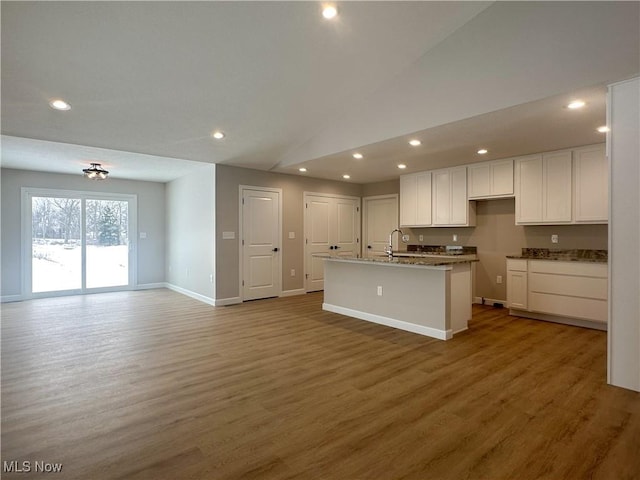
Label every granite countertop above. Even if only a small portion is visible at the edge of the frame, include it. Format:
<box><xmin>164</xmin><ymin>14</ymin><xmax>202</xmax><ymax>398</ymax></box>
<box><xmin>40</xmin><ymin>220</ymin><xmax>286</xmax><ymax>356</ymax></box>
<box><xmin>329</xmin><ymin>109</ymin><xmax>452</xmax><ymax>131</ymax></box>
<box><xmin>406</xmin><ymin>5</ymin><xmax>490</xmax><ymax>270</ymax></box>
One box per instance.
<box><xmin>318</xmin><ymin>254</ymin><xmax>478</xmax><ymax>268</ymax></box>
<box><xmin>507</xmin><ymin>248</ymin><xmax>608</xmax><ymax>263</ymax></box>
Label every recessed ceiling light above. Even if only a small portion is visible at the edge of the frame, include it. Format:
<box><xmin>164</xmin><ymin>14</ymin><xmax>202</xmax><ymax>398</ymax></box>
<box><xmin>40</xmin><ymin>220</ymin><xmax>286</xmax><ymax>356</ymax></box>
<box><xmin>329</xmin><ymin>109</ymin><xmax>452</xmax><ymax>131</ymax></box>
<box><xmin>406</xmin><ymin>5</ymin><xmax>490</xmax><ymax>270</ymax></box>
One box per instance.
<box><xmin>597</xmin><ymin>126</ymin><xmax>610</xmax><ymax>133</ymax></box>
<box><xmin>352</xmin><ymin>153</ymin><xmax>363</xmax><ymax>159</ymax></box>
<box><xmin>397</xmin><ymin>164</ymin><xmax>407</xmax><ymax>169</ymax></box>
<box><xmin>49</xmin><ymin>99</ymin><xmax>71</xmax><ymax>111</ymax></box>
<box><xmin>409</xmin><ymin>139</ymin><xmax>421</xmax><ymax>146</ymax></box>
<box><xmin>212</xmin><ymin>130</ymin><xmax>225</xmax><ymax>140</ymax></box>
<box><xmin>299</xmin><ymin>167</ymin><xmax>307</xmax><ymax>172</ymax></box>
<box><xmin>477</xmin><ymin>149</ymin><xmax>488</xmax><ymax>155</ymax></box>
<box><xmin>342</xmin><ymin>174</ymin><xmax>350</xmax><ymax>179</ymax></box>
<box><xmin>322</xmin><ymin>5</ymin><xmax>337</xmax><ymax>19</ymax></box>
<box><xmin>567</xmin><ymin>100</ymin><xmax>586</xmax><ymax>109</ymax></box>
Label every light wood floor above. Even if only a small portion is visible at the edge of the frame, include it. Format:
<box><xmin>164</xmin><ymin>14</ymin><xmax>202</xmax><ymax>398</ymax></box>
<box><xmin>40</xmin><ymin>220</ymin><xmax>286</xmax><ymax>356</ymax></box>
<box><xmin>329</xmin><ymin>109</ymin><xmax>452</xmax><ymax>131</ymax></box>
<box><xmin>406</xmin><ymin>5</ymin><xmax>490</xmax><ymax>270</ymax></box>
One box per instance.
<box><xmin>2</xmin><ymin>289</ymin><xmax>639</xmax><ymax>480</ymax></box>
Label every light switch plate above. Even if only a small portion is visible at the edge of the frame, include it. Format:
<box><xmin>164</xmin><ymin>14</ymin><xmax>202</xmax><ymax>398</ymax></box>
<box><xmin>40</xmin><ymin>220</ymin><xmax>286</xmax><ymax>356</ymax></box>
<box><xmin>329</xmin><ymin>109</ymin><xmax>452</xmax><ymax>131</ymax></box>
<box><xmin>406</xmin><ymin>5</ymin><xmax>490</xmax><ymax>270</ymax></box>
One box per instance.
<box><xmin>222</xmin><ymin>231</ymin><xmax>235</xmax><ymax>240</ymax></box>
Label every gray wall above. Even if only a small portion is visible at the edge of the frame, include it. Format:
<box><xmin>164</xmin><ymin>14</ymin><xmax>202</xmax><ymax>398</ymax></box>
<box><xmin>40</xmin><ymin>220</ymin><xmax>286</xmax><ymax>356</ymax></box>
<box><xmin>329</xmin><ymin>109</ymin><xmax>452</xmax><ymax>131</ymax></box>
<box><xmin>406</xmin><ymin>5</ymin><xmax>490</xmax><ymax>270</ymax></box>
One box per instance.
<box><xmin>1</xmin><ymin>168</ymin><xmax>166</xmax><ymax>297</ymax></box>
<box><xmin>215</xmin><ymin>165</ymin><xmax>362</xmax><ymax>301</ymax></box>
<box><xmin>165</xmin><ymin>165</ymin><xmax>215</xmax><ymax>300</ymax></box>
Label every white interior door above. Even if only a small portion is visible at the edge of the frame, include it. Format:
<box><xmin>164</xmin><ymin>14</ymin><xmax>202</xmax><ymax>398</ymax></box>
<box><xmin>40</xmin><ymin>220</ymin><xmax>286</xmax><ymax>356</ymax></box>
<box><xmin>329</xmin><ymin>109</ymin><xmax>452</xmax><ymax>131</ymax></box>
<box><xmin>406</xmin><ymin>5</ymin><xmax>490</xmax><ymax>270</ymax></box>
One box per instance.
<box><xmin>363</xmin><ymin>195</ymin><xmax>399</xmax><ymax>258</ymax></box>
<box><xmin>242</xmin><ymin>188</ymin><xmax>281</xmax><ymax>301</ymax></box>
<box><xmin>304</xmin><ymin>193</ymin><xmax>360</xmax><ymax>292</ymax></box>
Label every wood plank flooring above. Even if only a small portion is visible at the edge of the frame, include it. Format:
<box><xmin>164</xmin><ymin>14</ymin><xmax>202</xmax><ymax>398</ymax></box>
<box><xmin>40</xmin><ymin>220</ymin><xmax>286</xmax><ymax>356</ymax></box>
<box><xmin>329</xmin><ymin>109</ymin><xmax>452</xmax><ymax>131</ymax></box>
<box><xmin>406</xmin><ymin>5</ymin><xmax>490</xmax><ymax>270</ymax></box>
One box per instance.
<box><xmin>1</xmin><ymin>289</ymin><xmax>639</xmax><ymax>479</ymax></box>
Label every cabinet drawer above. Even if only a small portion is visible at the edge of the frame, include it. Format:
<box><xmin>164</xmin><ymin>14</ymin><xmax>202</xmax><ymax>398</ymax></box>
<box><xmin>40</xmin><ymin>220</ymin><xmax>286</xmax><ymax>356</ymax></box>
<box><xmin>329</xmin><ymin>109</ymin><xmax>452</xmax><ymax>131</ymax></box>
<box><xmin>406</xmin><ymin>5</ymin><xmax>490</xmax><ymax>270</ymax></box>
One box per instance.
<box><xmin>529</xmin><ymin>292</ymin><xmax>607</xmax><ymax>323</ymax></box>
<box><xmin>507</xmin><ymin>259</ymin><xmax>528</xmax><ymax>272</ymax></box>
<box><xmin>529</xmin><ymin>260</ymin><xmax>607</xmax><ymax>278</ymax></box>
<box><xmin>529</xmin><ymin>273</ymin><xmax>607</xmax><ymax>300</ymax></box>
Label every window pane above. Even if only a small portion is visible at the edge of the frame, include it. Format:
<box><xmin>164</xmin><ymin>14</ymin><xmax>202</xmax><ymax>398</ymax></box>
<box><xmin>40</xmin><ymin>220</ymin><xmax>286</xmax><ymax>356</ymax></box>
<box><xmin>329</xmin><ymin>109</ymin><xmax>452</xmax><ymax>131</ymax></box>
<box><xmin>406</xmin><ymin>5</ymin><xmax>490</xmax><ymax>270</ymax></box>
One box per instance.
<box><xmin>32</xmin><ymin>196</ymin><xmax>81</xmax><ymax>292</ymax></box>
<box><xmin>86</xmin><ymin>200</ymin><xmax>129</xmax><ymax>289</ymax></box>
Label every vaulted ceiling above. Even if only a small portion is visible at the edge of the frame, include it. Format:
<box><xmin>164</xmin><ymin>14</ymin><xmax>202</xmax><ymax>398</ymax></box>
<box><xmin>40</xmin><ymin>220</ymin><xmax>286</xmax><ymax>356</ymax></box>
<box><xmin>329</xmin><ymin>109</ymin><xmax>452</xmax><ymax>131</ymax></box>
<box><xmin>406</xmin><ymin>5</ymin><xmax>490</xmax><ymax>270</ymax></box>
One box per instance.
<box><xmin>2</xmin><ymin>1</ymin><xmax>639</xmax><ymax>183</ymax></box>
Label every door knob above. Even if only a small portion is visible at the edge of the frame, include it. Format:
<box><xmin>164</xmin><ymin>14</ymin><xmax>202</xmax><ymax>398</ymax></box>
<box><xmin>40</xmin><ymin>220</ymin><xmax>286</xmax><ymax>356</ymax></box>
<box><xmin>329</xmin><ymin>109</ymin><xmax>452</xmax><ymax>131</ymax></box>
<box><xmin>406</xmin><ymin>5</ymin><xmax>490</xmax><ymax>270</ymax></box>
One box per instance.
<box><xmin>272</xmin><ymin>247</ymin><xmax>279</xmax><ymax>252</ymax></box>
<box><xmin>334</xmin><ymin>245</ymin><xmax>341</xmax><ymax>249</ymax></box>
<box><xmin>367</xmin><ymin>245</ymin><xmax>372</xmax><ymax>249</ymax></box>
<box><xmin>329</xmin><ymin>246</ymin><xmax>334</xmax><ymax>250</ymax></box>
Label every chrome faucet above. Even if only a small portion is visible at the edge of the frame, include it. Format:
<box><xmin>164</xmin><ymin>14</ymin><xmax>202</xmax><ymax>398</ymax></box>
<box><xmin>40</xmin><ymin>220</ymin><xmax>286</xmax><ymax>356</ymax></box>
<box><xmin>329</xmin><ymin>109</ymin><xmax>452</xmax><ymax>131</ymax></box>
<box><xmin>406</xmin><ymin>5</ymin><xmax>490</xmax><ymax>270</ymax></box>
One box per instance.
<box><xmin>385</xmin><ymin>228</ymin><xmax>404</xmax><ymax>258</ymax></box>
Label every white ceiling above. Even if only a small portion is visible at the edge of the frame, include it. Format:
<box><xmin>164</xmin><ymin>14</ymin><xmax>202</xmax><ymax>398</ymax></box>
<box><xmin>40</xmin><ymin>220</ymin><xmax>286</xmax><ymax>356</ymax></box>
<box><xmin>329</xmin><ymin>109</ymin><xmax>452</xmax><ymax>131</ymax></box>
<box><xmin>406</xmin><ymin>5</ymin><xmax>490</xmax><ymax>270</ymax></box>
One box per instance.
<box><xmin>1</xmin><ymin>1</ymin><xmax>639</xmax><ymax>184</ymax></box>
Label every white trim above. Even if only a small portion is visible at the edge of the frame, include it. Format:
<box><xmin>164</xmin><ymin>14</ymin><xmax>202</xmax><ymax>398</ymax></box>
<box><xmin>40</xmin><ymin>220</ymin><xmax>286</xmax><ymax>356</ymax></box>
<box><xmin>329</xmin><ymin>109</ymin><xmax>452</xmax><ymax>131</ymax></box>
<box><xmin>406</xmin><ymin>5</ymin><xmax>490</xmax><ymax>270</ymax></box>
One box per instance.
<box><xmin>165</xmin><ymin>283</ymin><xmax>216</xmax><ymax>306</ymax></box>
<box><xmin>322</xmin><ymin>303</ymin><xmax>452</xmax><ymax>340</ymax></box>
<box><xmin>280</xmin><ymin>288</ymin><xmax>306</xmax><ymax>297</ymax></box>
<box><xmin>473</xmin><ymin>296</ymin><xmax>507</xmax><ymax>306</ymax></box>
<box><xmin>214</xmin><ymin>296</ymin><xmax>242</xmax><ymax>306</ymax></box>
<box><xmin>134</xmin><ymin>283</ymin><xmax>166</xmax><ymax>290</ymax></box>
<box><xmin>1</xmin><ymin>295</ymin><xmax>24</xmax><ymax>303</ymax></box>
<box><xmin>239</xmin><ymin>185</ymin><xmax>283</xmax><ymax>302</ymax></box>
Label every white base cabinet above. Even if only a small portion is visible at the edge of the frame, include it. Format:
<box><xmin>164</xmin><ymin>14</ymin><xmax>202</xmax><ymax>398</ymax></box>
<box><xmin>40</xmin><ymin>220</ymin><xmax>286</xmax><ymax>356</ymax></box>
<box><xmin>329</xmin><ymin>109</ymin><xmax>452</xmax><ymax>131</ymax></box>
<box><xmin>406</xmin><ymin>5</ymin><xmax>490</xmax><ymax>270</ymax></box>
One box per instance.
<box><xmin>507</xmin><ymin>259</ymin><xmax>608</xmax><ymax>326</ymax></box>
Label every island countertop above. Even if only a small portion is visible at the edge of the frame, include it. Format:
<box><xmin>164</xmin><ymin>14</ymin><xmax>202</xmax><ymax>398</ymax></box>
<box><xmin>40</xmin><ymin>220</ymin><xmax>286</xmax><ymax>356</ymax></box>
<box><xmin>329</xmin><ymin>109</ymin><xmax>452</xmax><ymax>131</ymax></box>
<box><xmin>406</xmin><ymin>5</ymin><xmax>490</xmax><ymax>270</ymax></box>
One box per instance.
<box><xmin>317</xmin><ymin>254</ymin><xmax>478</xmax><ymax>269</ymax></box>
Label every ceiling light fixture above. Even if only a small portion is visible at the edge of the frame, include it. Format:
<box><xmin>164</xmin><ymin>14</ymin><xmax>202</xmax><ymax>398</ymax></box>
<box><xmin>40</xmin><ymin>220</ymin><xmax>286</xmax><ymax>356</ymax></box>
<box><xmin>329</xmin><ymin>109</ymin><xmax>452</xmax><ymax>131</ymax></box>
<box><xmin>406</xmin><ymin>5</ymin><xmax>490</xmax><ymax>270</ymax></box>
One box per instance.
<box><xmin>477</xmin><ymin>148</ymin><xmax>488</xmax><ymax>155</ymax></box>
<box><xmin>352</xmin><ymin>153</ymin><xmax>363</xmax><ymax>159</ymax></box>
<box><xmin>212</xmin><ymin>130</ymin><xmax>225</xmax><ymax>140</ymax></box>
<box><xmin>49</xmin><ymin>99</ymin><xmax>71</xmax><ymax>111</ymax></box>
<box><xmin>409</xmin><ymin>139</ymin><xmax>421</xmax><ymax>146</ymax></box>
<box><xmin>82</xmin><ymin>163</ymin><xmax>109</xmax><ymax>180</ymax></box>
<box><xmin>597</xmin><ymin>126</ymin><xmax>610</xmax><ymax>133</ymax></box>
<box><xmin>342</xmin><ymin>174</ymin><xmax>350</xmax><ymax>179</ymax></box>
<box><xmin>299</xmin><ymin>167</ymin><xmax>307</xmax><ymax>172</ymax></box>
<box><xmin>397</xmin><ymin>164</ymin><xmax>407</xmax><ymax>169</ymax></box>
<box><xmin>567</xmin><ymin>100</ymin><xmax>586</xmax><ymax>109</ymax></box>
<box><xmin>322</xmin><ymin>5</ymin><xmax>338</xmax><ymax>19</ymax></box>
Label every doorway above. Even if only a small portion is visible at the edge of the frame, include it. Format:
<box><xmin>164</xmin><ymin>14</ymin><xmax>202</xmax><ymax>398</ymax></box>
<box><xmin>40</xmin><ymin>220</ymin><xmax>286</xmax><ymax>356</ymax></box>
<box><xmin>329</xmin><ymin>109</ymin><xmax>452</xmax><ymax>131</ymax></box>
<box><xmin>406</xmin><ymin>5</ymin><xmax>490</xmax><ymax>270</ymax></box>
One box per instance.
<box><xmin>23</xmin><ymin>188</ymin><xmax>137</xmax><ymax>297</ymax></box>
<box><xmin>240</xmin><ymin>186</ymin><xmax>282</xmax><ymax>301</ymax></box>
<box><xmin>362</xmin><ymin>194</ymin><xmax>399</xmax><ymax>258</ymax></box>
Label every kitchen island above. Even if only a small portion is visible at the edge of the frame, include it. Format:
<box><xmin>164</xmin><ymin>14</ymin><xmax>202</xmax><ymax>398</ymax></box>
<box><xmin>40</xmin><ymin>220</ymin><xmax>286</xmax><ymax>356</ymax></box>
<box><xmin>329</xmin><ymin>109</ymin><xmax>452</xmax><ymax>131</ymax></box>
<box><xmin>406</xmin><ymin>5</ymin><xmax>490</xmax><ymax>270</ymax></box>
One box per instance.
<box><xmin>321</xmin><ymin>255</ymin><xmax>477</xmax><ymax>340</ymax></box>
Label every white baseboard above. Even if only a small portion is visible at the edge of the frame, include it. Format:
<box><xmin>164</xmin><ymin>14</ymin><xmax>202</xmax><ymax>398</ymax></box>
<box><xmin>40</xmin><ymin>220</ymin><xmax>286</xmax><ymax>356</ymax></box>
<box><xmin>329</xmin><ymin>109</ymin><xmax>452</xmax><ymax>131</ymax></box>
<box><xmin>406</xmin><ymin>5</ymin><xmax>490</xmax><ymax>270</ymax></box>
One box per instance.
<box><xmin>214</xmin><ymin>296</ymin><xmax>242</xmax><ymax>306</ymax></box>
<box><xmin>135</xmin><ymin>282</ymin><xmax>166</xmax><ymax>290</ymax></box>
<box><xmin>509</xmin><ymin>308</ymin><xmax>607</xmax><ymax>331</ymax></box>
<box><xmin>474</xmin><ymin>296</ymin><xmax>507</xmax><ymax>306</ymax></box>
<box><xmin>322</xmin><ymin>303</ymin><xmax>451</xmax><ymax>340</ymax></box>
<box><xmin>280</xmin><ymin>288</ymin><xmax>306</xmax><ymax>297</ymax></box>
<box><xmin>165</xmin><ymin>283</ymin><xmax>216</xmax><ymax>306</ymax></box>
<box><xmin>1</xmin><ymin>294</ymin><xmax>24</xmax><ymax>303</ymax></box>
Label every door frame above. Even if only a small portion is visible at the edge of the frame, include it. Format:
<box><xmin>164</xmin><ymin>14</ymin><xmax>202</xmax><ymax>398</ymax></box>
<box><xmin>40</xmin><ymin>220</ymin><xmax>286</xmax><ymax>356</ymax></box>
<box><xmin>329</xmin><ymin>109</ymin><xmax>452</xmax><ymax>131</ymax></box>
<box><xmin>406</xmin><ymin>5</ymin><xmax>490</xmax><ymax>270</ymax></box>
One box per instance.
<box><xmin>362</xmin><ymin>194</ymin><xmax>399</xmax><ymax>258</ymax></box>
<box><xmin>303</xmin><ymin>191</ymin><xmax>361</xmax><ymax>293</ymax></box>
<box><xmin>238</xmin><ymin>185</ymin><xmax>283</xmax><ymax>302</ymax></box>
<box><xmin>21</xmin><ymin>187</ymin><xmax>138</xmax><ymax>299</ymax></box>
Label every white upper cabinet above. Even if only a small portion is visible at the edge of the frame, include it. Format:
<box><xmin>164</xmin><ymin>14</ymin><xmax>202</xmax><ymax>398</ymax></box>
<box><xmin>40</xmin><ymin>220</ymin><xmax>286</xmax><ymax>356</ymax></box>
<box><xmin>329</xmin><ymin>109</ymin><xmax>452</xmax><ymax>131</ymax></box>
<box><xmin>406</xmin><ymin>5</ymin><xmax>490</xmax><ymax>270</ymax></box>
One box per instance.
<box><xmin>433</xmin><ymin>166</ymin><xmax>475</xmax><ymax>226</ymax></box>
<box><xmin>399</xmin><ymin>171</ymin><xmax>431</xmax><ymax>227</ymax></box>
<box><xmin>468</xmin><ymin>159</ymin><xmax>514</xmax><ymax>199</ymax></box>
<box><xmin>515</xmin><ymin>151</ymin><xmax>572</xmax><ymax>224</ymax></box>
<box><xmin>573</xmin><ymin>144</ymin><xmax>608</xmax><ymax>223</ymax></box>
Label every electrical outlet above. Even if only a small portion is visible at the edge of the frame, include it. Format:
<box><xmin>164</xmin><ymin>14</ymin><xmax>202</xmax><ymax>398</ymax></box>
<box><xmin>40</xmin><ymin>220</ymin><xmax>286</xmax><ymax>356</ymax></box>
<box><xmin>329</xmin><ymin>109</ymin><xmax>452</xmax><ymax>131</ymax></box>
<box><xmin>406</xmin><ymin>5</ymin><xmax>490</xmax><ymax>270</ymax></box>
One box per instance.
<box><xmin>496</xmin><ymin>275</ymin><xmax>503</xmax><ymax>284</ymax></box>
<box><xmin>551</xmin><ymin>234</ymin><xmax>559</xmax><ymax>244</ymax></box>
<box><xmin>453</xmin><ymin>234</ymin><xmax>458</xmax><ymax>242</ymax></box>
<box><xmin>377</xmin><ymin>286</ymin><xmax>383</xmax><ymax>296</ymax></box>
<box><xmin>290</xmin><ymin>269</ymin><xmax>295</xmax><ymax>277</ymax></box>
<box><xmin>419</xmin><ymin>234</ymin><xmax>424</xmax><ymax>242</ymax></box>
<box><xmin>288</xmin><ymin>232</ymin><xmax>295</xmax><ymax>239</ymax></box>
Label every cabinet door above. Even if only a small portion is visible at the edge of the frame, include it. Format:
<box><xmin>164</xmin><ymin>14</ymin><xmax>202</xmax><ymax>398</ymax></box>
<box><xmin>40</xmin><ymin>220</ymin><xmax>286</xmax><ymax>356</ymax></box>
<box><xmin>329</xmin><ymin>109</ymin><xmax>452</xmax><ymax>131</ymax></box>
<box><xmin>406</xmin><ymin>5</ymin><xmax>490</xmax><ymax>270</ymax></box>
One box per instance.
<box><xmin>543</xmin><ymin>151</ymin><xmax>572</xmax><ymax>223</ymax></box>
<box><xmin>416</xmin><ymin>171</ymin><xmax>432</xmax><ymax>226</ymax></box>
<box><xmin>468</xmin><ymin>163</ymin><xmax>491</xmax><ymax>199</ymax></box>
<box><xmin>432</xmin><ymin>169</ymin><xmax>451</xmax><ymax>225</ymax></box>
<box><xmin>507</xmin><ymin>270</ymin><xmax>528</xmax><ymax>309</ymax></box>
<box><xmin>574</xmin><ymin>145</ymin><xmax>608</xmax><ymax>223</ymax></box>
<box><xmin>399</xmin><ymin>174</ymin><xmax>418</xmax><ymax>227</ymax></box>
<box><xmin>515</xmin><ymin>155</ymin><xmax>543</xmax><ymax>223</ymax></box>
<box><xmin>450</xmin><ymin>167</ymin><xmax>468</xmax><ymax>225</ymax></box>
<box><xmin>491</xmin><ymin>159</ymin><xmax>514</xmax><ymax>196</ymax></box>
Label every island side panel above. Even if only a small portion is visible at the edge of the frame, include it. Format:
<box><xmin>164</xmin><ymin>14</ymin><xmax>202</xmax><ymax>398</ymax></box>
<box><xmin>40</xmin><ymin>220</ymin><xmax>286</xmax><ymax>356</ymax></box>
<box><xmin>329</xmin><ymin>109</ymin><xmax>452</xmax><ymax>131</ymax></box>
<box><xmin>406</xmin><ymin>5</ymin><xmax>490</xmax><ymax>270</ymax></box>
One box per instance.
<box><xmin>322</xmin><ymin>260</ymin><xmax>450</xmax><ymax>339</ymax></box>
<box><xmin>450</xmin><ymin>262</ymin><xmax>472</xmax><ymax>334</ymax></box>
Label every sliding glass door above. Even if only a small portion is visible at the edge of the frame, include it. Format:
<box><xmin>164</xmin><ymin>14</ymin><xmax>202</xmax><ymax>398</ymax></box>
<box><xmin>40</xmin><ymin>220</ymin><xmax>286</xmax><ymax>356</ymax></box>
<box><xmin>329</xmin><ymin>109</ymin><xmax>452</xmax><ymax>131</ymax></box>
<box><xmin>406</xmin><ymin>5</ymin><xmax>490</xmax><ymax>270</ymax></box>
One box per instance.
<box><xmin>24</xmin><ymin>188</ymin><xmax>137</xmax><ymax>297</ymax></box>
